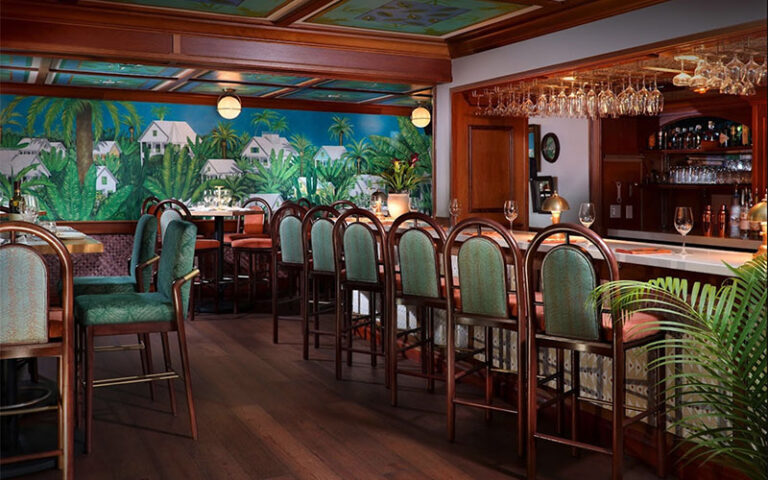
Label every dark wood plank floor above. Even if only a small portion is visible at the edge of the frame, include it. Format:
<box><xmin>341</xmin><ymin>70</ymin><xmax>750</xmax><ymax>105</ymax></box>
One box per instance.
<box><xmin>22</xmin><ymin>312</ymin><xmax>663</xmax><ymax>480</ymax></box>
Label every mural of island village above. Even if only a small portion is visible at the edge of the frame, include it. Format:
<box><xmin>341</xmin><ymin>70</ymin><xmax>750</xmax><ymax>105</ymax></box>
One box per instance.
<box><xmin>0</xmin><ymin>94</ymin><xmax>432</xmax><ymax>220</ymax></box>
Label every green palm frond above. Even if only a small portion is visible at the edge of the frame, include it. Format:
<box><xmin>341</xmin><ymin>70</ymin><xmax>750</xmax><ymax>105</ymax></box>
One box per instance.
<box><xmin>247</xmin><ymin>149</ymin><xmax>297</xmax><ymax>199</ymax></box>
<box><xmin>328</xmin><ymin>116</ymin><xmax>354</xmax><ymax>146</ymax></box>
<box><xmin>591</xmin><ymin>255</ymin><xmax>767</xmax><ymax>479</ymax></box>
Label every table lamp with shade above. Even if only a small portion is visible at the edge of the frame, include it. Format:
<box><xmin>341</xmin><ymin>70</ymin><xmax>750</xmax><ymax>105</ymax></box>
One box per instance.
<box><xmin>542</xmin><ymin>191</ymin><xmax>570</xmax><ymax>224</ymax></box>
<box><xmin>748</xmin><ymin>195</ymin><xmax>767</xmax><ymax>258</ymax></box>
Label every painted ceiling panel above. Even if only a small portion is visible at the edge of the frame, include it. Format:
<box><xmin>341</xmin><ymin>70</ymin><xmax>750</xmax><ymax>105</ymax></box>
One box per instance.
<box><xmin>0</xmin><ymin>69</ymin><xmax>31</xmax><ymax>83</ymax></box>
<box><xmin>0</xmin><ymin>55</ymin><xmax>36</xmax><ymax>69</ymax></box>
<box><xmin>94</xmin><ymin>0</ymin><xmax>289</xmax><ymax>17</ymax></box>
<box><xmin>319</xmin><ymin>79</ymin><xmax>428</xmax><ymax>93</ymax></box>
<box><xmin>175</xmin><ymin>81</ymin><xmax>281</xmax><ymax>96</ymax></box>
<box><xmin>197</xmin><ymin>71</ymin><xmax>312</xmax><ymax>85</ymax></box>
<box><xmin>308</xmin><ymin>0</ymin><xmax>527</xmax><ymax>36</ymax></box>
<box><xmin>56</xmin><ymin>59</ymin><xmax>184</xmax><ymax>78</ymax></box>
<box><xmin>51</xmin><ymin>73</ymin><xmax>162</xmax><ymax>90</ymax></box>
<box><xmin>282</xmin><ymin>89</ymin><xmax>384</xmax><ymax>102</ymax></box>
<box><xmin>378</xmin><ymin>95</ymin><xmax>431</xmax><ymax>106</ymax></box>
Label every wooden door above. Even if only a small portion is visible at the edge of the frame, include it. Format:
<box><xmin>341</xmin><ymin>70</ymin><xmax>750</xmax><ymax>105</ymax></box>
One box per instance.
<box><xmin>450</xmin><ymin>91</ymin><xmax>528</xmax><ymax>227</ymax></box>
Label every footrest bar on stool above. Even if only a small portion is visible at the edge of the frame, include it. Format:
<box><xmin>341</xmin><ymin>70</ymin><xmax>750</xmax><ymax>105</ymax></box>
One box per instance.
<box><xmin>93</xmin><ymin>371</ymin><xmax>180</xmax><ymax>388</ymax></box>
<box><xmin>95</xmin><ymin>343</ymin><xmax>144</xmax><ymax>352</ymax></box>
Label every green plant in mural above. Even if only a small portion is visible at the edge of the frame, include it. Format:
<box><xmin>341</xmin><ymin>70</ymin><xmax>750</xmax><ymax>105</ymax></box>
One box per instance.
<box><xmin>317</xmin><ymin>158</ymin><xmax>356</xmax><ymax>199</ymax></box>
<box><xmin>248</xmin><ymin>149</ymin><xmax>297</xmax><ymax>199</ymax></box>
<box><xmin>289</xmin><ymin>133</ymin><xmax>317</xmax><ymax>176</ymax></box>
<box><xmin>38</xmin><ymin>148</ymin><xmax>69</xmax><ymax>175</ymax></box>
<box><xmin>186</xmin><ymin>135</ymin><xmax>219</xmax><ymax>162</ymax></box>
<box><xmin>25</xmin><ymin>97</ymin><xmax>138</xmax><ymax>183</ymax></box>
<box><xmin>343</xmin><ymin>137</ymin><xmax>374</xmax><ymax>174</ymax></box>
<box><xmin>591</xmin><ymin>256</ymin><xmax>767</xmax><ymax>479</ymax></box>
<box><xmin>144</xmin><ymin>144</ymin><xmax>206</xmax><ymax>203</ymax></box>
<box><xmin>0</xmin><ymin>96</ymin><xmax>23</xmax><ymax>144</ymax></box>
<box><xmin>270</xmin><ymin>114</ymin><xmax>289</xmax><ymax>134</ymax></box>
<box><xmin>209</xmin><ymin>121</ymin><xmax>239</xmax><ymax>158</ymax></box>
<box><xmin>0</xmin><ymin>164</ymin><xmax>50</xmax><ymax>202</ymax></box>
<box><xmin>328</xmin><ymin>115</ymin><xmax>354</xmax><ymax>146</ymax></box>
<box><xmin>120</xmin><ymin>112</ymin><xmax>143</xmax><ymax>141</ymax></box>
<box><xmin>250</xmin><ymin>110</ymin><xmax>280</xmax><ymax>134</ymax></box>
<box><xmin>150</xmin><ymin>105</ymin><xmax>170</xmax><ymax>120</ymax></box>
<box><xmin>210</xmin><ymin>175</ymin><xmax>251</xmax><ymax>203</ymax></box>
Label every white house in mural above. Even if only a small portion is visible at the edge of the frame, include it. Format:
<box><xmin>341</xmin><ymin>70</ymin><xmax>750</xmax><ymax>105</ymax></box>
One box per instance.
<box><xmin>312</xmin><ymin>146</ymin><xmax>347</xmax><ymax>166</ymax></box>
<box><xmin>240</xmin><ymin>133</ymin><xmax>296</xmax><ymax>167</ymax></box>
<box><xmin>201</xmin><ymin>159</ymin><xmax>242</xmax><ymax>179</ymax></box>
<box><xmin>93</xmin><ymin>140</ymin><xmax>121</xmax><ymax>160</ymax></box>
<box><xmin>0</xmin><ymin>149</ymin><xmax>51</xmax><ymax>178</ymax></box>
<box><xmin>95</xmin><ymin>166</ymin><xmax>118</xmax><ymax>195</ymax></box>
<box><xmin>138</xmin><ymin>120</ymin><xmax>197</xmax><ymax>163</ymax></box>
<box><xmin>17</xmin><ymin>137</ymin><xmax>66</xmax><ymax>156</ymax></box>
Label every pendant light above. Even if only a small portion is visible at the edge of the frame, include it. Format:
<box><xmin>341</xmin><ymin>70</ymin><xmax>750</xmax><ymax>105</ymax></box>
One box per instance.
<box><xmin>410</xmin><ymin>105</ymin><xmax>431</xmax><ymax>128</ymax></box>
<box><xmin>217</xmin><ymin>90</ymin><xmax>242</xmax><ymax>119</ymax></box>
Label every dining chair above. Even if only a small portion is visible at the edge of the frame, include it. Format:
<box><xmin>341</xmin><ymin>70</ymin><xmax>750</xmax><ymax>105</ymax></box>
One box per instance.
<box><xmin>0</xmin><ymin>221</ymin><xmax>75</xmax><ymax>479</ymax></box>
<box><xmin>386</xmin><ymin>212</ymin><xmax>448</xmax><ymax>406</ymax></box>
<box><xmin>153</xmin><ymin>199</ymin><xmax>217</xmax><ymax>319</ymax></box>
<box><xmin>300</xmin><ymin>205</ymin><xmax>340</xmax><ymax>360</ymax></box>
<box><xmin>296</xmin><ymin>197</ymin><xmax>312</xmax><ymax>209</ymax></box>
<box><xmin>443</xmin><ymin>217</ymin><xmax>527</xmax><ymax>457</ymax></box>
<box><xmin>72</xmin><ymin>214</ymin><xmax>160</xmax><ymax>404</ymax></box>
<box><xmin>330</xmin><ymin>199</ymin><xmax>356</xmax><ymax>211</ymax></box>
<box><xmin>269</xmin><ymin>203</ymin><xmax>307</xmax><ymax>343</ymax></box>
<box><xmin>141</xmin><ymin>195</ymin><xmax>160</xmax><ymax>215</ymax></box>
<box><xmin>74</xmin><ymin>219</ymin><xmax>200</xmax><ymax>453</ymax></box>
<box><xmin>332</xmin><ymin>208</ymin><xmax>390</xmax><ymax>382</ymax></box>
<box><xmin>224</xmin><ymin>196</ymin><xmax>272</xmax><ymax>244</ymax></box>
<box><xmin>523</xmin><ymin>223</ymin><xmax>666</xmax><ymax>479</ymax></box>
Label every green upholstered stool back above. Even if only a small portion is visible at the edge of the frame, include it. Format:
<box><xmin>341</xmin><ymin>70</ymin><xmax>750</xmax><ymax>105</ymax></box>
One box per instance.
<box><xmin>541</xmin><ymin>245</ymin><xmax>600</xmax><ymax>340</ymax></box>
<box><xmin>398</xmin><ymin>229</ymin><xmax>439</xmax><ymax>298</ymax></box>
<box><xmin>310</xmin><ymin>219</ymin><xmax>335</xmax><ymax>273</ymax></box>
<box><xmin>157</xmin><ymin>220</ymin><xmax>197</xmax><ymax>315</ymax></box>
<box><xmin>279</xmin><ymin>216</ymin><xmax>303</xmax><ymax>265</ymax></box>
<box><xmin>159</xmin><ymin>209</ymin><xmax>182</xmax><ymax>242</ymax></box>
<box><xmin>457</xmin><ymin>236</ymin><xmax>507</xmax><ymax>317</ymax></box>
<box><xmin>0</xmin><ymin>245</ymin><xmax>48</xmax><ymax>344</ymax></box>
<box><xmin>343</xmin><ymin>223</ymin><xmax>378</xmax><ymax>283</ymax></box>
<box><xmin>131</xmin><ymin>214</ymin><xmax>158</xmax><ymax>292</ymax></box>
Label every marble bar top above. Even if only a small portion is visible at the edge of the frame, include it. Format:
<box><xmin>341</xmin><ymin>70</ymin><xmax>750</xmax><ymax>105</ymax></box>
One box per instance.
<box><xmin>505</xmin><ymin>230</ymin><xmax>751</xmax><ymax>277</ymax></box>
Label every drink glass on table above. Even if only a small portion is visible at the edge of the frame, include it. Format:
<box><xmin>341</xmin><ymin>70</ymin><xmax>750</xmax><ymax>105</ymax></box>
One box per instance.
<box><xmin>674</xmin><ymin>206</ymin><xmax>694</xmax><ymax>256</ymax></box>
<box><xmin>449</xmin><ymin>198</ymin><xmax>461</xmax><ymax>227</ymax></box>
<box><xmin>578</xmin><ymin>202</ymin><xmax>596</xmax><ymax>228</ymax></box>
<box><xmin>503</xmin><ymin>200</ymin><xmax>518</xmax><ymax>230</ymax></box>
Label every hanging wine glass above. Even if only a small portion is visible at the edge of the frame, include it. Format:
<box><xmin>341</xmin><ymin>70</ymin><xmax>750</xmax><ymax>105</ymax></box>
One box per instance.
<box><xmin>598</xmin><ymin>81</ymin><xmax>610</xmax><ymax>118</ymax></box>
<box><xmin>743</xmin><ymin>52</ymin><xmax>761</xmax><ymax>85</ymax></box>
<box><xmin>648</xmin><ymin>76</ymin><xmax>664</xmax><ymax>116</ymax></box>
<box><xmin>618</xmin><ymin>76</ymin><xmax>634</xmax><ymax>116</ymax></box>
<box><xmin>566</xmin><ymin>81</ymin><xmax>577</xmax><ymax>118</ymax></box>
<box><xmin>706</xmin><ymin>54</ymin><xmax>726</xmax><ymax>90</ymax></box>
<box><xmin>725</xmin><ymin>52</ymin><xmax>744</xmax><ymax>94</ymax></box>
<box><xmin>556</xmin><ymin>86</ymin><xmax>568</xmax><ymax>116</ymax></box>
<box><xmin>575</xmin><ymin>82</ymin><xmax>587</xmax><ymax>118</ymax></box>
<box><xmin>523</xmin><ymin>88</ymin><xmax>535</xmax><ymax>117</ymax></box>
<box><xmin>672</xmin><ymin>59</ymin><xmax>692</xmax><ymax>87</ymax></box>
<box><xmin>633</xmin><ymin>76</ymin><xmax>648</xmax><ymax>116</ymax></box>
<box><xmin>586</xmin><ymin>82</ymin><xmax>597</xmax><ymax>119</ymax></box>
<box><xmin>547</xmin><ymin>87</ymin><xmax>558</xmax><ymax>117</ymax></box>
<box><xmin>536</xmin><ymin>89</ymin><xmax>548</xmax><ymax>117</ymax></box>
<box><xmin>689</xmin><ymin>58</ymin><xmax>709</xmax><ymax>92</ymax></box>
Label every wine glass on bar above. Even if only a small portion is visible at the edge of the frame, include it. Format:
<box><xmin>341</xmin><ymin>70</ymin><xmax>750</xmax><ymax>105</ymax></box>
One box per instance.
<box><xmin>674</xmin><ymin>206</ymin><xmax>694</xmax><ymax>256</ymax></box>
<box><xmin>578</xmin><ymin>202</ymin><xmax>596</xmax><ymax>229</ymax></box>
<box><xmin>503</xmin><ymin>200</ymin><xmax>518</xmax><ymax>231</ymax></box>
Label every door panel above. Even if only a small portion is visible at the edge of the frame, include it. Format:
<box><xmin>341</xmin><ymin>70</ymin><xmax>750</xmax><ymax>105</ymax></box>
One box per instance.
<box><xmin>469</xmin><ymin>126</ymin><xmax>513</xmax><ymax>213</ymax></box>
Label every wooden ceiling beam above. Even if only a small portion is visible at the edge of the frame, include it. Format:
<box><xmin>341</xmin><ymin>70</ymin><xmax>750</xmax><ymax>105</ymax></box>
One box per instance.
<box><xmin>34</xmin><ymin>57</ymin><xmax>52</xmax><ymax>85</ymax></box>
<box><xmin>272</xmin><ymin>0</ymin><xmax>336</xmax><ymax>27</ymax></box>
<box><xmin>0</xmin><ymin>82</ymin><xmax>413</xmax><ymax>116</ymax></box>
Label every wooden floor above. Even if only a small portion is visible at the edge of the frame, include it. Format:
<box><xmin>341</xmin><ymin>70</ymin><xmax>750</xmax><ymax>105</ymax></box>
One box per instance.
<box><xmin>22</xmin><ymin>311</ymin><xmax>663</xmax><ymax>480</ymax></box>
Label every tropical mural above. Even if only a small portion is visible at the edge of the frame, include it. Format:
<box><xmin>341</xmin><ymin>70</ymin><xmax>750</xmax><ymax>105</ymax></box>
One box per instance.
<box><xmin>0</xmin><ymin>95</ymin><xmax>432</xmax><ymax>220</ymax></box>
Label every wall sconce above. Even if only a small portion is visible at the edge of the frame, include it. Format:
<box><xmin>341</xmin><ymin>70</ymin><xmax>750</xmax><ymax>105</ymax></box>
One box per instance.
<box><xmin>410</xmin><ymin>105</ymin><xmax>431</xmax><ymax>128</ymax></box>
<box><xmin>542</xmin><ymin>190</ymin><xmax>570</xmax><ymax>224</ymax></box>
<box><xmin>748</xmin><ymin>195</ymin><xmax>767</xmax><ymax>258</ymax></box>
<box><xmin>217</xmin><ymin>90</ymin><xmax>241</xmax><ymax>119</ymax></box>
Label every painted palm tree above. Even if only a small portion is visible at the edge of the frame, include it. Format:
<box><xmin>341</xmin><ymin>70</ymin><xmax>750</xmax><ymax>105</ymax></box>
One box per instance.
<box><xmin>328</xmin><ymin>115</ymin><xmax>354</xmax><ymax>146</ymax></box>
<box><xmin>26</xmin><ymin>97</ymin><xmax>138</xmax><ymax>183</ymax></box>
<box><xmin>120</xmin><ymin>112</ymin><xmax>143</xmax><ymax>141</ymax></box>
<box><xmin>209</xmin><ymin>121</ymin><xmax>239</xmax><ymax>158</ymax></box>
<box><xmin>270</xmin><ymin>114</ymin><xmax>289</xmax><ymax>134</ymax></box>
<box><xmin>343</xmin><ymin>137</ymin><xmax>374</xmax><ymax>174</ymax></box>
<box><xmin>150</xmin><ymin>105</ymin><xmax>170</xmax><ymax>120</ymax></box>
<box><xmin>0</xmin><ymin>96</ymin><xmax>23</xmax><ymax>145</ymax></box>
<box><xmin>289</xmin><ymin>133</ymin><xmax>316</xmax><ymax>176</ymax></box>
<box><xmin>250</xmin><ymin>110</ymin><xmax>279</xmax><ymax>134</ymax></box>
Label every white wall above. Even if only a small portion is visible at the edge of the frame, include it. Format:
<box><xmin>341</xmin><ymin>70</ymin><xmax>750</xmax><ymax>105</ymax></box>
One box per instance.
<box><xmin>528</xmin><ymin>117</ymin><xmax>590</xmax><ymax>228</ymax></box>
<box><xmin>434</xmin><ymin>0</ymin><xmax>766</xmax><ymax>217</ymax></box>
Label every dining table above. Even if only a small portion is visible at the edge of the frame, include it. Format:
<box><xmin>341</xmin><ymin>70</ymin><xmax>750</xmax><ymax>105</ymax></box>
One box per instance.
<box><xmin>1</xmin><ymin>225</ymin><xmax>104</xmax><ymax>255</ymax></box>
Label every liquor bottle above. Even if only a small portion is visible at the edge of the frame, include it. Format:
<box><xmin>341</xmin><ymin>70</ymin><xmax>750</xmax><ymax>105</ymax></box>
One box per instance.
<box><xmin>671</xmin><ymin>127</ymin><xmax>681</xmax><ymax>149</ymax></box>
<box><xmin>648</xmin><ymin>132</ymin><xmax>656</xmax><ymax>150</ymax></box>
<box><xmin>705</xmin><ymin>120</ymin><xmax>717</xmax><ymax>142</ymax></box>
<box><xmin>742</xmin><ymin>125</ymin><xmax>751</xmax><ymax>146</ymax></box>
<box><xmin>731</xmin><ymin>124</ymin><xmax>739</xmax><ymax>146</ymax></box>
<box><xmin>9</xmin><ymin>180</ymin><xmax>24</xmax><ymax>214</ymax></box>
<box><xmin>720</xmin><ymin>125</ymin><xmax>730</xmax><ymax>148</ymax></box>
<box><xmin>694</xmin><ymin>125</ymin><xmax>702</xmax><ymax>149</ymax></box>
<box><xmin>750</xmin><ymin>188</ymin><xmax>762</xmax><ymax>237</ymax></box>
<box><xmin>683</xmin><ymin>127</ymin><xmax>693</xmax><ymax>149</ymax></box>
<box><xmin>702</xmin><ymin>205</ymin><xmax>712</xmax><ymax>236</ymax></box>
<box><xmin>657</xmin><ymin>129</ymin><xmax>664</xmax><ymax>150</ymax></box>
<box><xmin>729</xmin><ymin>189</ymin><xmax>741</xmax><ymax>238</ymax></box>
<box><xmin>717</xmin><ymin>204</ymin><xmax>727</xmax><ymax>237</ymax></box>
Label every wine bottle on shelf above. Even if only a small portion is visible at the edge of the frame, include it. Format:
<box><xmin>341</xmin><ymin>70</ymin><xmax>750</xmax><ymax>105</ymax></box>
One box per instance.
<box><xmin>718</xmin><ymin>204</ymin><xmax>727</xmax><ymax>237</ymax></box>
<box><xmin>729</xmin><ymin>189</ymin><xmax>741</xmax><ymax>238</ymax></box>
<box><xmin>705</xmin><ymin>120</ymin><xmax>717</xmax><ymax>142</ymax></box>
<box><xmin>702</xmin><ymin>205</ymin><xmax>712</xmax><ymax>237</ymax></box>
<box><xmin>720</xmin><ymin>126</ymin><xmax>730</xmax><ymax>148</ymax></box>
<box><xmin>742</xmin><ymin>125</ymin><xmax>751</xmax><ymax>146</ymax></box>
<box><xmin>694</xmin><ymin>124</ymin><xmax>702</xmax><ymax>149</ymax></box>
<box><xmin>731</xmin><ymin>125</ymin><xmax>739</xmax><ymax>146</ymax></box>
<box><xmin>10</xmin><ymin>180</ymin><xmax>24</xmax><ymax>214</ymax></box>
<box><xmin>657</xmin><ymin>129</ymin><xmax>664</xmax><ymax>150</ymax></box>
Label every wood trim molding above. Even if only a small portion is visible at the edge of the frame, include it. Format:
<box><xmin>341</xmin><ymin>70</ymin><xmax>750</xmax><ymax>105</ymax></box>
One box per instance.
<box><xmin>58</xmin><ymin>219</ymin><xmax>237</xmax><ymax>236</ymax></box>
<box><xmin>0</xmin><ymin>83</ymin><xmax>413</xmax><ymax>116</ymax></box>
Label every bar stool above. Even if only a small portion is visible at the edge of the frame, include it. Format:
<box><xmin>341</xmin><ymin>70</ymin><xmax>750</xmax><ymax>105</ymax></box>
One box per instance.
<box><xmin>230</xmin><ymin>198</ymin><xmax>273</xmax><ymax>313</ymax></box>
<box><xmin>330</xmin><ymin>200</ymin><xmax>356</xmax><ymax>211</ymax></box>
<box><xmin>444</xmin><ymin>217</ymin><xmax>527</xmax><ymax>457</ymax></box>
<box><xmin>300</xmin><ymin>205</ymin><xmax>340</xmax><ymax>360</ymax></box>
<box><xmin>270</xmin><ymin>203</ymin><xmax>307</xmax><ymax>344</ymax></box>
<box><xmin>153</xmin><ymin>199</ymin><xmax>218</xmax><ymax>320</ymax></box>
<box><xmin>386</xmin><ymin>212</ymin><xmax>448</xmax><ymax>406</ymax></box>
<box><xmin>524</xmin><ymin>223</ymin><xmax>666</xmax><ymax>479</ymax></box>
<box><xmin>141</xmin><ymin>195</ymin><xmax>160</xmax><ymax>215</ymax></box>
<box><xmin>225</xmin><ymin>196</ymin><xmax>272</xmax><ymax>244</ymax></box>
<box><xmin>332</xmin><ymin>208</ymin><xmax>389</xmax><ymax>381</ymax></box>
<box><xmin>0</xmin><ymin>222</ymin><xmax>75</xmax><ymax>479</ymax></box>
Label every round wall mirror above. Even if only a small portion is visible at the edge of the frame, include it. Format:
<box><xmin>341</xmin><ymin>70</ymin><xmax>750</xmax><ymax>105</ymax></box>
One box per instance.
<box><xmin>541</xmin><ymin>133</ymin><xmax>560</xmax><ymax>163</ymax></box>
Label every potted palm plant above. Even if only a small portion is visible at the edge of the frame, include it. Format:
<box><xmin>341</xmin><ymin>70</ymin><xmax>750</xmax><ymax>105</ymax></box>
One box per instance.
<box><xmin>592</xmin><ymin>255</ymin><xmax>767</xmax><ymax>479</ymax></box>
<box><xmin>380</xmin><ymin>154</ymin><xmax>424</xmax><ymax>218</ymax></box>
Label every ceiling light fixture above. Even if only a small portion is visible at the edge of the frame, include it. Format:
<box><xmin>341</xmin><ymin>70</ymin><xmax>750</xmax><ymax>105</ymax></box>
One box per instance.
<box><xmin>410</xmin><ymin>105</ymin><xmax>431</xmax><ymax>128</ymax></box>
<box><xmin>217</xmin><ymin>90</ymin><xmax>242</xmax><ymax>119</ymax></box>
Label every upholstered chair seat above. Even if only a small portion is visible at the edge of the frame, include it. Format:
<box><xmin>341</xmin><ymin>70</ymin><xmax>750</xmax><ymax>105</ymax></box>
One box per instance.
<box><xmin>75</xmin><ymin>292</ymin><xmax>178</xmax><ymax>325</ymax></box>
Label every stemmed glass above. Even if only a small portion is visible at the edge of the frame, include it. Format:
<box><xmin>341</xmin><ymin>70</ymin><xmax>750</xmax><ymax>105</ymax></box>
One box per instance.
<box><xmin>503</xmin><ymin>200</ymin><xmax>518</xmax><ymax>231</ymax></box>
<box><xmin>578</xmin><ymin>202</ymin><xmax>596</xmax><ymax>229</ymax></box>
<box><xmin>21</xmin><ymin>195</ymin><xmax>38</xmax><ymax>223</ymax></box>
<box><xmin>674</xmin><ymin>207</ymin><xmax>694</xmax><ymax>256</ymax></box>
<box><xmin>449</xmin><ymin>198</ymin><xmax>461</xmax><ymax>227</ymax></box>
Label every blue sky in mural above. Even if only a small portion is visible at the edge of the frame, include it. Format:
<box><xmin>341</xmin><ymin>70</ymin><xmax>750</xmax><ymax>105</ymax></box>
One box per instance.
<box><xmin>0</xmin><ymin>95</ymin><xmax>404</xmax><ymax>144</ymax></box>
